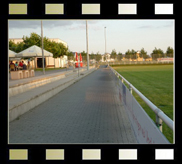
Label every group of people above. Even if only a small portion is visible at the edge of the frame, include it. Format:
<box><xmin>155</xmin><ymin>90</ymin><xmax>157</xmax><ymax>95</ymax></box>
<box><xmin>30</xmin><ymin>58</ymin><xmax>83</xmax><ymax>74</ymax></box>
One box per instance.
<box><xmin>9</xmin><ymin>60</ymin><xmax>31</xmax><ymax>71</ymax></box>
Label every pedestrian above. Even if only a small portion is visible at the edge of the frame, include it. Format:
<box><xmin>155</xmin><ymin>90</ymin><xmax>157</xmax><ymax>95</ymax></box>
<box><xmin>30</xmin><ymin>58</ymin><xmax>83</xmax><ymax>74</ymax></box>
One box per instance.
<box><xmin>15</xmin><ymin>61</ymin><xmax>18</xmax><ymax>71</ymax></box>
<box><xmin>27</xmin><ymin>61</ymin><xmax>31</xmax><ymax>70</ymax></box>
<box><xmin>22</xmin><ymin>61</ymin><xmax>27</xmax><ymax>70</ymax></box>
<box><xmin>9</xmin><ymin>61</ymin><xmax>15</xmax><ymax>71</ymax></box>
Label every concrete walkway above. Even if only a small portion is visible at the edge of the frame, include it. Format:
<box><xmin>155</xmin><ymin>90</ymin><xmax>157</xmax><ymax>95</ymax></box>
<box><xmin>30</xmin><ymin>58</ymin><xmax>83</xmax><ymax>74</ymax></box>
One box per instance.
<box><xmin>9</xmin><ymin>66</ymin><xmax>137</xmax><ymax>144</ymax></box>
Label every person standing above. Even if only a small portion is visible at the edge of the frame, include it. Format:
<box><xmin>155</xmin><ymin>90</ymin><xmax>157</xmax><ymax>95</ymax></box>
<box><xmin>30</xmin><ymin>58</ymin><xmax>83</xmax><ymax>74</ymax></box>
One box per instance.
<box><xmin>27</xmin><ymin>61</ymin><xmax>31</xmax><ymax>70</ymax></box>
<box><xmin>22</xmin><ymin>61</ymin><xmax>27</xmax><ymax>70</ymax></box>
<box><xmin>15</xmin><ymin>61</ymin><xmax>18</xmax><ymax>71</ymax></box>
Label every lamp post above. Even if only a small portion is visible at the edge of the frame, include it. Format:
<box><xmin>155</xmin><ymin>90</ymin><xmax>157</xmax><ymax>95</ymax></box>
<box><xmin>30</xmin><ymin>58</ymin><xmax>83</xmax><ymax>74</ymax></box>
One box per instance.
<box><xmin>41</xmin><ymin>20</ymin><xmax>45</xmax><ymax>74</ymax></box>
<box><xmin>104</xmin><ymin>27</ymin><xmax>106</xmax><ymax>55</ymax></box>
<box><xmin>86</xmin><ymin>20</ymin><xmax>89</xmax><ymax>70</ymax></box>
<box><xmin>104</xmin><ymin>27</ymin><xmax>107</xmax><ymax>64</ymax></box>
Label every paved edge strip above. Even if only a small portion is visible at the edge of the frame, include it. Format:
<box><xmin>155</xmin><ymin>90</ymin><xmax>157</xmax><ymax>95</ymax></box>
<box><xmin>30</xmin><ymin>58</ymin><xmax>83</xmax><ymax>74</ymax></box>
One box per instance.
<box><xmin>9</xmin><ymin>68</ymin><xmax>97</xmax><ymax>122</ymax></box>
<box><xmin>9</xmin><ymin>69</ymin><xmax>87</xmax><ymax>97</ymax></box>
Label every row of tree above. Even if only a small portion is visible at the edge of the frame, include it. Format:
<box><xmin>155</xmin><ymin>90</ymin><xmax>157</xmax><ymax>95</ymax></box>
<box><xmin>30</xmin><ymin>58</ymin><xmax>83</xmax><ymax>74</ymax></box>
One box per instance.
<box><xmin>66</xmin><ymin>46</ymin><xmax>174</xmax><ymax>63</ymax></box>
<box><xmin>67</xmin><ymin>51</ymin><xmax>102</xmax><ymax>62</ymax></box>
<box><xmin>151</xmin><ymin>47</ymin><xmax>174</xmax><ymax>59</ymax></box>
<box><xmin>9</xmin><ymin>32</ymin><xmax>174</xmax><ymax>62</ymax></box>
<box><xmin>9</xmin><ymin>33</ymin><xmax>68</xmax><ymax>58</ymax></box>
<box><xmin>109</xmin><ymin>47</ymin><xmax>174</xmax><ymax>60</ymax></box>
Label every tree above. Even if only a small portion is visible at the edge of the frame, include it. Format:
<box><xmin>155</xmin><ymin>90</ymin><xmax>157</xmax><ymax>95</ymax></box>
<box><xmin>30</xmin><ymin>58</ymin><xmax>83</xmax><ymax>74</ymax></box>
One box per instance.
<box><xmin>67</xmin><ymin>51</ymin><xmax>74</xmax><ymax>60</ymax></box>
<box><xmin>46</xmin><ymin>41</ymin><xmax>68</xmax><ymax>58</ymax></box>
<box><xmin>166</xmin><ymin>46</ymin><xmax>174</xmax><ymax>57</ymax></box>
<box><xmin>117</xmin><ymin>52</ymin><xmax>123</xmax><ymax>61</ymax></box>
<box><xmin>95</xmin><ymin>52</ymin><xmax>102</xmax><ymax>62</ymax></box>
<box><xmin>9</xmin><ymin>40</ymin><xmax>17</xmax><ymax>52</ymax></box>
<box><xmin>9</xmin><ymin>32</ymin><xmax>69</xmax><ymax>59</ymax></box>
<box><xmin>23</xmin><ymin>32</ymin><xmax>41</xmax><ymax>49</ymax></box>
<box><xmin>140</xmin><ymin>48</ymin><xmax>149</xmax><ymax>59</ymax></box>
<box><xmin>125</xmin><ymin>49</ymin><xmax>136</xmax><ymax>59</ymax></box>
<box><xmin>90</xmin><ymin>52</ymin><xmax>95</xmax><ymax>60</ymax></box>
<box><xmin>125</xmin><ymin>49</ymin><xmax>131</xmax><ymax>59</ymax></box>
<box><xmin>80</xmin><ymin>51</ymin><xmax>87</xmax><ymax>61</ymax></box>
<box><xmin>58</xmin><ymin>43</ymin><xmax>68</xmax><ymax>57</ymax></box>
<box><xmin>42</xmin><ymin>36</ymin><xmax>51</xmax><ymax>50</ymax></box>
<box><xmin>16</xmin><ymin>42</ymin><xmax>25</xmax><ymax>53</ymax></box>
<box><xmin>131</xmin><ymin>49</ymin><xmax>137</xmax><ymax>59</ymax></box>
<box><xmin>131</xmin><ymin>49</ymin><xmax>136</xmax><ymax>55</ymax></box>
<box><xmin>118</xmin><ymin>52</ymin><xmax>122</xmax><ymax>56</ymax></box>
<box><xmin>22</xmin><ymin>32</ymin><xmax>68</xmax><ymax>58</ymax></box>
<box><xmin>110</xmin><ymin>49</ymin><xmax>117</xmax><ymax>59</ymax></box>
<box><xmin>151</xmin><ymin>47</ymin><xmax>164</xmax><ymax>59</ymax></box>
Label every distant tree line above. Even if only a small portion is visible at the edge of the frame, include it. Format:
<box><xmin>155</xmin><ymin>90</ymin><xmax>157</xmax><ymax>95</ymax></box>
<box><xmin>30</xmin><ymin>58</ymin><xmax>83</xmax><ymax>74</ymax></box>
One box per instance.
<box><xmin>67</xmin><ymin>51</ymin><xmax>102</xmax><ymax>62</ymax></box>
<box><xmin>108</xmin><ymin>47</ymin><xmax>174</xmax><ymax>61</ymax></box>
<box><xmin>151</xmin><ymin>47</ymin><xmax>173</xmax><ymax>60</ymax></box>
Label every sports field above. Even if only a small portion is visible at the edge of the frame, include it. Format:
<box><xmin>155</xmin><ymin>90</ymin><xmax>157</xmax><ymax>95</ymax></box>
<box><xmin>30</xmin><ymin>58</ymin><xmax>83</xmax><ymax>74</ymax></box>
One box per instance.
<box><xmin>112</xmin><ymin>64</ymin><xmax>174</xmax><ymax>143</ymax></box>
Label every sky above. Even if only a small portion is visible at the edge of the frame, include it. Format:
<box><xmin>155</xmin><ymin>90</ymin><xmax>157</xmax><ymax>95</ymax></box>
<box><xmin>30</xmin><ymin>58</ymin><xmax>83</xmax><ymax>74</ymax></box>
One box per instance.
<box><xmin>8</xmin><ymin>19</ymin><xmax>174</xmax><ymax>55</ymax></box>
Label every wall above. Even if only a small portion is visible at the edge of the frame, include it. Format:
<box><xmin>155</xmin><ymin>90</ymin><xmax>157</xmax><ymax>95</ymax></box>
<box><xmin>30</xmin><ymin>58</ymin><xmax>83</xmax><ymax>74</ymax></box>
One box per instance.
<box><xmin>46</xmin><ymin>57</ymin><xmax>55</xmax><ymax>67</ymax></box>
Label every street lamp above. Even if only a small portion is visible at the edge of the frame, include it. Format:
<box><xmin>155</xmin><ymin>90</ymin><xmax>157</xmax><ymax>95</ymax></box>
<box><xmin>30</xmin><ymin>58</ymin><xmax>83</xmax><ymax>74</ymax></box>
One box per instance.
<box><xmin>104</xmin><ymin>27</ymin><xmax>106</xmax><ymax>55</ymax></box>
<box><xmin>86</xmin><ymin>20</ymin><xmax>89</xmax><ymax>70</ymax></box>
<box><xmin>41</xmin><ymin>20</ymin><xmax>45</xmax><ymax>74</ymax></box>
<box><xmin>104</xmin><ymin>27</ymin><xmax>107</xmax><ymax>64</ymax></box>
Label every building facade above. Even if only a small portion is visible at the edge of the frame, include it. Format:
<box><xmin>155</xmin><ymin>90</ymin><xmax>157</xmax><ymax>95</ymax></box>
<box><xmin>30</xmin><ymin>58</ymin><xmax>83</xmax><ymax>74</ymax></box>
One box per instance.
<box><xmin>101</xmin><ymin>53</ymin><xmax>111</xmax><ymax>62</ymax></box>
<box><xmin>9</xmin><ymin>38</ymin><xmax>23</xmax><ymax>44</ymax></box>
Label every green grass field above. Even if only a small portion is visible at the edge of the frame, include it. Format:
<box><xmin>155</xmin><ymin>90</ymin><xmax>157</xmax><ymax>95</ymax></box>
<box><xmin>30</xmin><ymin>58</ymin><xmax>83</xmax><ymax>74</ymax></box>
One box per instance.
<box><xmin>112</xmin><ymin>64</ymin><xmax>174</xmax><ymax>143</ymax></box>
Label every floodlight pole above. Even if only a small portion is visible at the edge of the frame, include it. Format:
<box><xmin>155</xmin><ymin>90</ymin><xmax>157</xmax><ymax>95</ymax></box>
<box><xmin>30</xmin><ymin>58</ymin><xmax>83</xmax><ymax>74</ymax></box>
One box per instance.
<box><xmin>41</xmin><ymin>20</ymin><xmax>45</xmax><ymax>74</ymax></box>
<box><xmin>104</xmin><ymin>27</ymin><xmax>107</xmax><ymax>65</ymax></box>
<box><xmin>104</xmin><ymin>27</ymin><xmax>106</xmax><ymax>55</ymax></box>
<box><xmin>86</xmin><ymin>20</ymin><xmax>89</xmax><ymax>70</ymax></box>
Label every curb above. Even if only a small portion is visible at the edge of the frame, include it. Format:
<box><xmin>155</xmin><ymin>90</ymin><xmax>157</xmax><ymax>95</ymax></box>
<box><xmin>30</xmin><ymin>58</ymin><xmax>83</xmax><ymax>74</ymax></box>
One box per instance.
<box><xmin>9</xmin><ymin>69</ymin><xmax>87</xmax><ymax>97</ymax></box>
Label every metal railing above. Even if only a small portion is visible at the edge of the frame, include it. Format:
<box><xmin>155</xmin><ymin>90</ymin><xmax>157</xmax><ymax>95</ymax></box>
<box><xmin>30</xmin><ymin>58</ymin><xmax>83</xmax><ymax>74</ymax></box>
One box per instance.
<box><xmin>104</xmin><ymin>60</ymin><xmax>173</xmax><ymax>65</ymax></box>
<box><xmin>109</xmin><ymin>65</ymin><xmax>174</xmax><ymax>132</ymax></box>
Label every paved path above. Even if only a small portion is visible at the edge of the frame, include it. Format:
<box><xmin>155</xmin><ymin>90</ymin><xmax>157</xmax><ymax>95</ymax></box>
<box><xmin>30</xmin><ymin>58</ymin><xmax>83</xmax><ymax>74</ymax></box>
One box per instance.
<box><xmin>9</xmin><ymin>66</ymin><xmax>137</xmax><ymax>144</ymax></box>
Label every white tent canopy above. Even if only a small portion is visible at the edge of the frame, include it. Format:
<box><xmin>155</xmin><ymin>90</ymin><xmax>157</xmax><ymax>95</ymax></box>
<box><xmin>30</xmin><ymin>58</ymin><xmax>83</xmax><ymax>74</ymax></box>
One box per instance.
<box><xmin>9</xmin><ymin>49</ymin><xmax>17</xmax><ymax>57</ymax></box>
<box><xmin>16</xmin><ymin>45</ymin><xmax>53</xmax><ymax>57</ymax></box>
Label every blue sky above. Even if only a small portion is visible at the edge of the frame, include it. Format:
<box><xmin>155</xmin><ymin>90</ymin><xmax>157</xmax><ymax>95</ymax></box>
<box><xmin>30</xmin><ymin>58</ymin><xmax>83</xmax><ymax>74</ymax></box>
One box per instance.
<box><xmin>9</xmin><ymin>20</ymin><xmax>174</xmax><ymax>55</ymax></box>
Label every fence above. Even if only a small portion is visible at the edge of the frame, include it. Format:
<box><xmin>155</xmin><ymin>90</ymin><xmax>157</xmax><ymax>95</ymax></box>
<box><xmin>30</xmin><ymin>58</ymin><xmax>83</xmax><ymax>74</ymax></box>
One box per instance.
<box><xmin>109</xmin><ymin>65</ymin><xmax>174</xmax><ymax>143</ymax></box>
<box><xmin>108</xmin><ymin>60</ymin><xmax>173</xmax><ymax>65</ymax></box>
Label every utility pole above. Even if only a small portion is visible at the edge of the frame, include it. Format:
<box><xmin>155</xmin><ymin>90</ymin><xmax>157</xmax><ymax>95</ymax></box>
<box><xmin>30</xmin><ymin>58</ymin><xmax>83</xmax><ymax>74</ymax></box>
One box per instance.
<box><xmin>104</xmin><ymin>27</ymin><xmax>108</xmax><ymax>65</ymax></box>
<box><xmin>104</xmin><ymin>27</ymin><xmax>106</xmax><ymax>55</ymax></box>
<box><xmin>41</xmin><ymin>20</ymin><xmax>45</xmax><ymax>74</ymax></box>
<box><xmin>86</xmin><ymin>20</ymin><xmax>89</xmax><ymax>70</ymax></box>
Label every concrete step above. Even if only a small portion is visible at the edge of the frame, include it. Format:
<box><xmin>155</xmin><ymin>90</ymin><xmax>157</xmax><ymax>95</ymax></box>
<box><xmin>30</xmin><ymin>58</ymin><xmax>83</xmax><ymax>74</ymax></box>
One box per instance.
<box><xmin>9</xmin><ymin>68</ymin><xmax>96</xmax><ymax>122</ymax></box>
<box><xmin>9</xmin><ymin>68</ymin><xmax>86</xmax><ymax>97</ymax></box>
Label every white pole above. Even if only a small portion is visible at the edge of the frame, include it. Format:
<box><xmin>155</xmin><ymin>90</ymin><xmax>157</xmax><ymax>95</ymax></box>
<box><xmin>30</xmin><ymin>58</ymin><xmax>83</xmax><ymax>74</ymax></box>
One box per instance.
<box><xmin>104</xmin><ymin>27</ymin><xmax>106</xmax><ymax>55</ymax></box>
<box><xmin>86</xmin><ymin>20</ymin><xmax>89</xmax><ymax>70</ymax></box>
<box><xmin>104</xmin><ymin>27</ymin><xmax>107</xmax><ymax>65</ymax></box>
<box><xmin>41</xmin><ymin>20</ymin><xmax>45</xmax><ymax>74</ymax></box>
